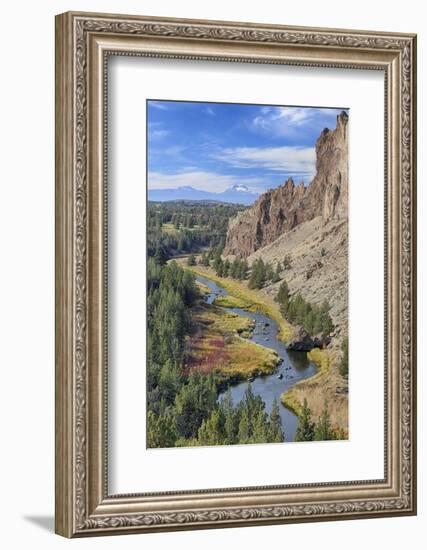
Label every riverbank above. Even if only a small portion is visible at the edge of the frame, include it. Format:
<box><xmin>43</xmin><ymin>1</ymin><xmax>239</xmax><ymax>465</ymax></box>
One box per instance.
<box><xmin>281</xmin><ymin>348</ymin><xmax>348</xmax><ymax>434</ymax></box>
<box><xmin>179</xmin><ymin>256</ymin><xmax>348</xmax><ymax>438</ymax></box>
<box><xmin>187</xmin><ymin>301</ymin><xmax>280</xmax><ymax>382</ymax></box>
<box><xmin>178</xmin><ymin>260</ymin><xmax>293</xmax><ymax>342</ymax></box>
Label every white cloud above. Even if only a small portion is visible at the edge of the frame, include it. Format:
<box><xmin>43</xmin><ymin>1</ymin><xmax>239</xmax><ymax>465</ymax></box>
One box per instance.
<box><xmin>147</xmin><ymin>170</ymin><xmax>264</xmax><ymax>193</ymax></box>
<box><xmin>149</xmin><ymin>101</ymin><xmax>169</xmax><ymax>110</ymax></box>
<box><xmin>251</xmin><ymin>106</ymin><xmax>343</xmax><ymax>138</ymax></box>
<box><xmin>212</xmin><ymin>145</ymin><xmax>316</xmax><ymax>178</ymax></box>
<box><xmin>148</xmin><ymin>129</ymin><xmax>170</xmax><ymax>140</ymax></box>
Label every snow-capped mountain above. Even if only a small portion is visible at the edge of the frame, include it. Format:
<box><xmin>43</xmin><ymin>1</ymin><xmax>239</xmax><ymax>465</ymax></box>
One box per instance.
<box><xmin>148</xmin><ymin>184</ymin><xmax>259</xmax><ymax>205</ymax></box>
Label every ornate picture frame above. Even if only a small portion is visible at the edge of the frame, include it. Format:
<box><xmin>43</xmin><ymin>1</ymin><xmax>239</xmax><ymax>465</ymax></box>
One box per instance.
<box><xmin>55</xmin><ymin>11</ymin><xmax>417</xmax><ymax>537</ymax></box>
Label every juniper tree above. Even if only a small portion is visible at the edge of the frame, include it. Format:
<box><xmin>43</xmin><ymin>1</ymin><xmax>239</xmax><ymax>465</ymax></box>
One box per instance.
<box><xmin>248</xmin><ymin>259</ymin><xmax>267</xmax><ymax>289</ymax></box>
<box><xmin>283</xmin><ymin>254</ymin><xmax>292</xmax><ymax>270</ymax></box>
<box><xmin>294</xmin><ymin>398</ymin><xmax>315</xmax><ymax>442</ymax></box>
<box><xmin>272</xmin><ymin>262</ymin><xmax>282</xmax><ymax>283</ymax></box>
<box><xmin>265</xmin><ymin>262</ymin><xmax>274</xmax><ymax>282</ymax></box>
<box><xmin>339</xmin><ymin>337</ymin><xmax>349</xmax><ymax>377</ymax></box>
<box><xmin>187</xmin><ymin>253</ymin><xmax>196</xmax><ymax>266</ymax></box>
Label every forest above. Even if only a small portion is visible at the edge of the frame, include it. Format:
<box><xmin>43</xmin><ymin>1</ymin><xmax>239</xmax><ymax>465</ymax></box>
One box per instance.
<box><xmin>146</xmin><ymin>258</ymin><xmax>285</xmax><ymax>447</ymax></box>
<box><xmin>147</xmin><ymin>201</ymin><xmax>285</xmax><ymax>447</ymax></box>
<box><xmin>146</xmin><ymin>201</ymin><xmax>341</xmax><ymax>447</ymax></box>
<box><xmin>147</xmin><ymin>201</ymin><xmax>245</xmax><ymax>259</ymax></box>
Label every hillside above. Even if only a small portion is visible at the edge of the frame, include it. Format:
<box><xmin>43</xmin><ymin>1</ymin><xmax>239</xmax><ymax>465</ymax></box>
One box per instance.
<box><xmin>223</xmin><ymin>111</ymin><xmax>348</xmax><ymax>258</ymax></box>
<box><xmin>223</xmin><ymin>110</ymin><xmax>349</xmax><ymax>342</ymax></box>
<box><xmin>220</xmin><ymin>111</ymin><xmax>349</xmax><ymax>430</ymax></box>
<box><xmin>248</xmin><ymin>216</ymin><xmax>348</xmax><ymax>343</ymax></box>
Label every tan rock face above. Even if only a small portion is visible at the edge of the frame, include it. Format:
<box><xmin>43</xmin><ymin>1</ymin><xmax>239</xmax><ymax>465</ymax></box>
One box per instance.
<box><xmin>223</xmin><ymin>111</ymin><xmax>348</xmax><ymax>258</ymax></box>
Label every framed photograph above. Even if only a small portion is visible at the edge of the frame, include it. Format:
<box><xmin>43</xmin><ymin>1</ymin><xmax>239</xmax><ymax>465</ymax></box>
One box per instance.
<box><xmin>55</xmin><ymin>11</ymin><xmax>417</xmax><ymax>537</ymax></box>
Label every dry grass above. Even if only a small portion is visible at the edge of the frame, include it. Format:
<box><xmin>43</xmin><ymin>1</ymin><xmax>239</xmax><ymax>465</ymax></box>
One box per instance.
<box><xmin>186</xmin><ymin>303</ymin><xmax>278</xmax><ymax>380</ymax></box>
<box><xmin>162</xmin><ymin>222</ymin><xmax>201</xmax><ymax>235</ymax></box>
<box><xmin>178</xmin><ymin>260</ymin><xmax>293</xmax><ymax>342</ymax></box>
<box><xmin>281</xmin><ymin>347</ymin><xmax>348</xmax><ymax>434</ymax></box>
<box><xmin>195</xmin><ymin>280</ymin><xmax>211</xmax><ymax>297</ymax></box>
<box><xmin>162</xmin><ymin>222</ymin><xmax>179</xmax><ymax>235</ymax></box>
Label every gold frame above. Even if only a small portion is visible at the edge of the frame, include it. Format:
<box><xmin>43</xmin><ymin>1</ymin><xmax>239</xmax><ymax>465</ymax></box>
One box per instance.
<box><xmin>55</xmin><ymin>11</ymin><xmax>417</xmax><ymax>537</ymax></box>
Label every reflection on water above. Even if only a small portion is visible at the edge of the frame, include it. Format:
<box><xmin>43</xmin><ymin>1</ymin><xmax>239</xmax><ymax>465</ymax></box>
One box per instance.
<box><xmin>196</xmin><ymin>274</ymin><xmax>317</xmax><ymax>442</ymax></box>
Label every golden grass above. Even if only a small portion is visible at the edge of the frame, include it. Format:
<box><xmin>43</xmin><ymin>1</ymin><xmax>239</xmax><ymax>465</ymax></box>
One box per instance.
<box><xmin>187</xmin><ymin>303</ymin><xmax>278</xmax><ymax>380</ymax></box>
<box><xmin>162</xmin><ymin>222</ymin><xmax>201</xmax><ymax>235</ymax></box>
<box><xmin>221</xmin><ymin>337</ymin><xmax>279</xmax><ymax>378</ymax></box>
<box><xmin>162</xmin><ymin>222</ymin><xmax>179</xmax><ymax>235</ymax></box>
<box><xmin>213</xmin><ymin>294</ymin><xmax>251</xmax><ymax>309</ymax></box>
<box><xmin>280</xmin><ymin>347</ymin><xmax>348</xmax><ymax>434</ymax></box>
<box><xmin>195</xmin><ymin>280</ymin><xmax>211</xmax><ymax>296</ymax></box>
<box><xmin>281</xmin><ymin>392</ymin><xmax>302</xmax><ymax>417</ymax></box>
<box><xmin>179</xmin><ymin>260</ymin><xmax>293</xmax><ymax>342</ymax></box>
<box><xmin>195</xmin><ymin>304</ymin><xmax>254</xmax><ymax>335</ymax></box>
<box><xmin>280</xmin><ymin>348</ymin><xmax>330</xmax><ymax>410</ymax></box>
<box><xmin>306</xmin><ymin>348</ymin><xmax>330</xmax><ymax>377</ymax></box>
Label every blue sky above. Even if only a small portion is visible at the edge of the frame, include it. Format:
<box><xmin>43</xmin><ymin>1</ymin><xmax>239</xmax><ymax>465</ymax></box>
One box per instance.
<box><xmin>147</xmin><ymin>100</ymin><xmax>347</xmax><ymax>195</ymax></box>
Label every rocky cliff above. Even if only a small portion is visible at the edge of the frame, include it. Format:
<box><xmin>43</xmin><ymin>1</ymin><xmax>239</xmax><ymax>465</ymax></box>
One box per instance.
<box><xmin>223</xmin><ymin>111</ymin><xmax>348</xmax><ymax>258</ymax></box>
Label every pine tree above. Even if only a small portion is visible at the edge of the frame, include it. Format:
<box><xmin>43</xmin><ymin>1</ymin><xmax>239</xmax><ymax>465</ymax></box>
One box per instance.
<box><xmin>222</xmin><ymin>388</ymin><xmax>236</xmax><ymax>444</ymax></box>
<box><xmin>294</xmin><ymin>398</ymin><xmax>315</xmax><ymax>442</ymax></box>
<box><xmin>272</xmin><ymin>262</ymin><xmax>282</xmax><ymax>283</ymax></box>
<box><xmin>268</xmin><ymin>398</ymin><xmax>285</xmax><ymax>442</ymax></box>
<box><xmin>158</xmin><ymin>360</ymin><xmax>180</xmax><ymax>405</ymax></box>
<box><xmin>154</xmin><ymin>245</ymin><xmax>167</xmax><ymax>266</ymax></box>
<box><xmin>283</xmin><ymin>254</ymin><xmax>292</xmax><ymax>270</ymax></box>
<box><xmin>147</xmin><ymin>410</ymin><xmax>177</xmax><ymax>448</ymax></box>
<box><xmin>187</xmin><ymin>253</ymin><xmax>196</xmax><ymax>266</ymax></box>
<box><xmin>250</xmin><ymin>408</ymin><xmax>268</xmax><ymax>443</ymax></box>
<box><xmin>277</xmin><ymin>280</ymin><xmax>289</xmax><ymax>306</ymax></box>
<box><xmin>265</xmin><ymin>262</ymin><xmax>274</xmax><ymax>281</ymax></box>
<box><xmin>197</xmin><ymin>409</ymin><xmax>225</xmax><ymax>446</ymax></box>
<box><xmin>248</xmin><ymin>259</ymin><xmax>266</xmax><ymax>289</ymax></box>
<box><xmin>238</xmin><ymin>407</ymin><xmax>250</xmax><ymax>444</ymax></box>
<box><xmin>199</xmin><ymin>251</ymin><xmax>207</xmax><ymax>266</ymax></box>
<box><xmin>223</xmin><ymin>259</ymin><xmax>230</xmax><ymax>277</ymax></box>
<box><xmin>314</xmin><ymin>401</ymin><xmax>333</xmax><ymax>441</ymax></box>
<box><xmin>339</xmin><ymin>337</ymin><xmax>349</xmax><ymax>377</ymax></box>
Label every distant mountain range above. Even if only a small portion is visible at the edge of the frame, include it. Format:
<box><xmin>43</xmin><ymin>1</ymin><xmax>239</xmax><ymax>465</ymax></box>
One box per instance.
<box><xmin>148</xmin><ymin>184</ymin><xmax>259</xmax><ymax>205</ymax></box>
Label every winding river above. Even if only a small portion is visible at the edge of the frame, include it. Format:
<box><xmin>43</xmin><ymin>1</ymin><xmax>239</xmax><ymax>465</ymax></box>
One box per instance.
<box><xmin>196</xmin><ymin>274</ymin><xmax>317</xmax><ymax>442</ymax></box>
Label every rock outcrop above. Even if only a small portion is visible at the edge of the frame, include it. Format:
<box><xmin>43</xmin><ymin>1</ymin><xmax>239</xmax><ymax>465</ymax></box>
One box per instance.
<box><xmin>223</xmin><ymin>111</ymin><xmax>348</xmax><ymax>258</ymax></box>
<box><xmin>286</xmin><ymin>325</ymin><xmax>330</xmax><ymax>352</ymax></box>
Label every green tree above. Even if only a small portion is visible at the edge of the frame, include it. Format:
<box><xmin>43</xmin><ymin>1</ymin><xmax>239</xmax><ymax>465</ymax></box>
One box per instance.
<box><xmin>277</xmin><ymin>280</ymin><xmax>289</xmax><ymax>305</ymax></box>
<box><xmin>268</xmin><ymin>398</ymin><xmax>285</xmax><ymax>442</ymax></box>
<box><xmin>319</xmin><ymin>300</ymin><xmax>333</xmax><ymax>336</ymax></box>
<box><xmin>222</xmin><ymin>388</ymin><xmax>236</xmax><ymax>444</ymax></box>
<box><xmin>147</xmin><ymin>410</ymin><xmax>177</xmax><ymax>448</ymax></box>
<box><xmin>248</xmin><ymin>259</ymin><xmax>266</xmax><ymax>289</ymax></box>
<box><xmin>294</xmin><ymin>398</ymin><xmax>315</xmax><ymax>442</ymax></box>
<box><xmin>314</xmin><ymin>401</ymin><xmax>333</xmax><ymax>441</ymax></box>
<box><xmin>339</xmin><ymin>336</ymin><xmax>349</xmax><ymax>377</ymax></box>
<box><xmin>199</xmin><ymin>251</ymin><xmax>209</xmax><ymax>266</ymax></box>
<box><xmin>237</xmin><ymin>407</ymin><xmax>250</xmax><ymax>444</ymax></box>
<box><xmin>187</xmin><ymin>253</ymin><xmax>196</xmax><ymax>266</ymax></box>
<box><xmin>250</xmin><ymin>408</ymin><xmax>268</xmax><ymax>443</ymax></box>
<box><xmin>197</xmin><ymin>408</ymin><xmax>225</xmax><ymax>446</ymax></box>
<box><xmin>223</xmin><ymin>259</ymin><xmax>231</xmax><ymax>277</ymax></box>
<box><xmin>158</xmin><ymin>360</ymin><xmax>180</xmax><ymax>405</ymax></box>
<box><xmin>272</xmin><ymin>262</ymin><xmax>282</xmax><ymax>283</ymax></box>
<box><xmin>238</xmin><ymin>259</ymin><xmax>249</xmax><ymax>280</ymax></box>
<box><xmin>265</xmin><ymin>262</ymin><xmax>274</xmax><ymax>282</ymax></box>
<box><xmin>283</xmin><ymin>254</ymin><xmax>292</xmax><ymax>270</ymax></box>
<box><xmin>154</xmin><ymin>245</ymin><xmax>168</xmax><ymax>266</ymax></box>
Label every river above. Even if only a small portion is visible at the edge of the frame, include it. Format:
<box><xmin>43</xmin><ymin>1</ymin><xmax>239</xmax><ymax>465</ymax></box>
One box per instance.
<box><xmin>195</xmin><ymin>274</ymin><xmax>317</xmax><ymax>442</ymax></box>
